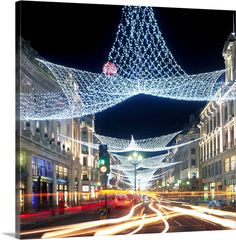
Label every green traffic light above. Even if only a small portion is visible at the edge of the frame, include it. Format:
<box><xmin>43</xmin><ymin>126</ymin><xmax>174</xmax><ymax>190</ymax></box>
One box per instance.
<box><xmin>98</xmin><ymin>159</ymin><xmax>105</xmax><ymax>165</ymax></box>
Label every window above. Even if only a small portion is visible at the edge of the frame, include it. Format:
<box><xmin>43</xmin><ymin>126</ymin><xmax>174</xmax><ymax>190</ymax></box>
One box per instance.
<box><xmin>45</xmin><ymin>120</ymin><xmax>49</xmax><ymax>133</ymax></box>
<box><xmin>229</xmin><ymin>101</ymin><xmax>234</xmax><ymax>116</ymax></box>
<box><xmin>82</xmin><ymin>145</ymin><xmax>88</xmax><ymax>154</ymax></box>
<box><xmin>191</xmin><ymin>159</ymin><xmax>196</xmax><ymax>166</ymax></box>
<box><xmin>214</xmin><ymin>162</ymin><xmax>218</xmax><ymax>175</ymax></box>
<box><xmin>210</xmin><ymin>164</ymin><xmax>214</xmax><ymax>177</ymax></box>
<box><xmin>224</xmin><ymin>105</ymin><xmax>228</xmax><ymax>122</ymax></box>
<box><xmin>231</xmin><ymin>156</ymin><xmax>236</xmax><ymax>171</ymax></box>
<box><xmin>217</xmin><ymin>111</ymin><xmax>220</xmax><ymax>127</ymax></box>
<box><xmin>82</xmin><ymin>174</ymin><xmax>89</xmax><ymax>181</ymax></box>
<box><xmin>67</xmin><ymin>124</ymin><xmax>70</xmax><ymax>135</ymax></box>
<box><xmin>208</xmin><ymin>119</ymin><xmax>211</xmax><ymax>133</ymax></box>
<box><xmin>224</xmin><ymin>131</ymin><xmax>228</xmax><ymax>149</ymax></box>
<box><xmin>56</xmin><ymin>165</ymin><xmax>68</xmax><ymax>180</ymax></box>
<box><xmin>202</xmin><ymin>167</ymin><xmax>207</xmax><ymax>178</ymax></box>
<box><xmin>182</xmin><ymin>160</ymin><xmax>188</xmax><ymax>170</ymax></box>
<box><xmin>219</xmin><ymin>161</ymin><xmax>222</xmax><ymax>174</ymax></box>
<box><xmin>191</xmin><ymin>148</ymin><xmax>196</xmax><ymax>155</ymax></box>
<box><xmin>230</xmin><ymin>127</ymin><xmax>234</xmax><ymax>147</ymax></box>
<box><xmin>32</xmin><ymin>157</ymin><xmax>52</xmax><ymax>178</ymax></box>
<box><xmin>57</xmin><ymin>121</ymin><xmax>61</xmax><ymax>134</ymax></box>
<box><xmin>83</xmin><ymin>157</ymin><xmax>88</xmax><ymax>166</ymax></box>
<box><xmin>214</xmin><ymin>136</ymin><xmax>217</xmax><ymax>155</ymax></box>
<box><xmin>224</xmin><ymin>158</ymin><xmax>230</xmax><ymax>172</ymax></box>
<box><xmin>213</xmin><ymin>115</ymin><xmax>216</xmax><ymax>130</ymax></box>
<box><xmin>207</xmin><ymin>166</ymin><xmax>210</xmax><ymax>177</ymax></box>
<box><xmin>217</xmin><ymin>135</ymin><xmax>220</xmax><ymax>153</ymax></box>
<box><xmin>192</xmin><ymin>172</ymin><xmax>197</xmax><ymax>179</ymax></box>
<box><xmin>206</xmin><ymin>122</ymin><xmax>209</xmax><ymax>134</ymax></box>
<box><xmin>215</xmin><ymin>161</ymin><xmax>222</xmax><ymax>175</ymax></box>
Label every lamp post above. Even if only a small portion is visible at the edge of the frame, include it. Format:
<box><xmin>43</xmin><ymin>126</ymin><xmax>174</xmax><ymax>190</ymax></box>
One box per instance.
<box><xmin>128</xmin><ymin>152</ymin><xmax>143</xmax><ymax>191</ymax></box>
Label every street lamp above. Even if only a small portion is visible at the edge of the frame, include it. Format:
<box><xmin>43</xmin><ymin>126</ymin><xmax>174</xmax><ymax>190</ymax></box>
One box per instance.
<box><xmin>128</xmin><ymin>152</ymin><xmax>143</xmax><ymax>191</ymax></box>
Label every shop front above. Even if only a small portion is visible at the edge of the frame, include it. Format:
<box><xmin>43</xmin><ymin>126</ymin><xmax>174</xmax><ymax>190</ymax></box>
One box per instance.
<box><xmin>32</xmin><ymin>156</ymin><xmax>53</xmax><ymax>211</ymax></box>
<box><xmin>56</xmin><ymin>165</ymin><xmax>69</xmax><ymax>206</ymax></box>
<box><xmin>56</xmin><ymin>180</ymin><xmax>68</xmax><ymax>207</ymax></box>
<box><xmin>225</xmin><ymin>178</ymin><xmax>236</xmax><ymax>203</ymax></box>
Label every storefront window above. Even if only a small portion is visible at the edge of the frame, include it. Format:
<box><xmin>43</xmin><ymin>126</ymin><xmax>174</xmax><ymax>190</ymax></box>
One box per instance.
<box><xmin>32</xmin><ymin>157</ymin><xmax>52</xmax><ymax>178</ymax></box>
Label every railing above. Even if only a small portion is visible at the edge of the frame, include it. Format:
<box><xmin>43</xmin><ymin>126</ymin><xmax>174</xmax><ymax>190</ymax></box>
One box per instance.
<box><xmin>21</xmin><ymin>129</ymin><xmax>73</xmax><ymax>160</ymax></box>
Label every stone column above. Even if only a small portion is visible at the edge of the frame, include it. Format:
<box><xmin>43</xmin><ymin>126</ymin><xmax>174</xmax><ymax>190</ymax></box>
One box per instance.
<box><xmin>25</xmin><ymin>151</ymin><xmax>32</xmax><ymax>213</ymax></box>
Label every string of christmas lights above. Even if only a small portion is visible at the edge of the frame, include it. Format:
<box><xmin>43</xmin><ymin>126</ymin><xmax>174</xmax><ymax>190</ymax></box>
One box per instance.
<box><xmin>19</xmin><ymin>6</ymin><xmax>233</xmax><ymax>121</ymax></box>
<box><xmin>112</xmin><ymin>153</ymin><xmax>168</xmax><ymax>164</ymax></box>
<box><xmin>94</xmin><ymin>131</ymin><xmax>181</xmax><ymax>152</ymax></box>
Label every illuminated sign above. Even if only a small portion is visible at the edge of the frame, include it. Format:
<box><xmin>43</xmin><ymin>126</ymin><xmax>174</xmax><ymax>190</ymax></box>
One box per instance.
<box><xmin>82</xmin><ymin>185</ymin><xmax>89</xmax><ymax>192</ymax></box>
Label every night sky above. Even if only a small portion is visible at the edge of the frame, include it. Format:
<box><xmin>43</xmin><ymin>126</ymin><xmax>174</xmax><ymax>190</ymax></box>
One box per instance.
<box><xmin>18</xmin><ymin>1</ymin><xmax>234</xmax><ymax>139</ymax></box>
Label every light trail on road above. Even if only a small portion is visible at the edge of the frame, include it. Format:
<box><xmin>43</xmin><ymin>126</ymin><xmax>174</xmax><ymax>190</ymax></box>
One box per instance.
<box><xmin>188</xmin><ymin>205</ymin><xmax>236</xmax><ymax>218</ymax></box>
<box><xmin>127</xmin><ymin>214</ymin><xmax>146</xmax><ymax>235</ymax></box>
<box><xmin>148</xmin><ymin>203</ymin><xmax>169</xmax><ymax>233</ymax></box>
<box><xmin>21</xmin><ymin>203</ymin><xmax>142</xmax><ymax>238</ymax></box>
<box><xmin>159</xmin><ymin>204</ymin><xmax>236</xmax><ymax>229</ymax></box>
<box><xmin>94</xmin><ymin>202</ymin><xmax>183</xmax><ymax>236</ymax></box>
<box><xmin>20</xmin><ymin>197</ymin><xmax>236</xmax><ymax>239</ymax></box>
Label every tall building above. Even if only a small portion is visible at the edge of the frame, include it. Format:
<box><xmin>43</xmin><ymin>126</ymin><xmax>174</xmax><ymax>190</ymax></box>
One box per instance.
<box><xmin>198</xmin><ymin>31</ymin><xmax>236</xmax><ymax>202</ymax></box>
<box><xmin>161</xmin><ymin>116</ymin><xmax>201</xmax><ymax>193</ymax></box>
<box><xmin>16</xmin><ymin>38</ymin><xmax>99</xmax><ymax>214</ymax></box>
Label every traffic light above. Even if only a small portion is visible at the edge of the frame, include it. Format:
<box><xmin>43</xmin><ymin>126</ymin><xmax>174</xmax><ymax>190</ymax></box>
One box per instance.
<box><xmin>98</xmin><ymin>144</ymin><xmax>110</xmax><ymax>174</ymax></box>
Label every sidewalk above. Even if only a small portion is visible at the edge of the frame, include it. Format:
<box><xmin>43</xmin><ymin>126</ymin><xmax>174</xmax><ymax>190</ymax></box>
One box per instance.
<box><xmin>20</xmin><ymin>200</ymin><xmax>116</xmax><ymax>228</ymax></box>
<box><xmin>20</xmin><ymin>201</ymin><xmax>100</xmax><ymax>225</ymax></box>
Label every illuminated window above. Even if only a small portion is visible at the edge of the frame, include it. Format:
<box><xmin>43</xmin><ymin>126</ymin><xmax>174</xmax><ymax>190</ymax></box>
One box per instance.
<box><xmin>32</xmin><ymin>157</ymin><xmax>52</xmax><ymax>178</ymax></box>
<box><xmin>56</xmin><ymin>165</ymin><xmax>68</xmax><ymax>180</ymax></box>
<box><xmin>231</xmin><ymin>156</ymin><xmax>236</xmax><ymax>171</ymax></box>
<box><xmin>224</xmin><ymin>158</ymin><xmax>230</xmax><ymax>172</ymax></box>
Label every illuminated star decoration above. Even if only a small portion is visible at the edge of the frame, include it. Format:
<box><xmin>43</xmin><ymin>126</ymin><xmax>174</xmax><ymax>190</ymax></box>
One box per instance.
<box><xmin>19</xmin><ymin>6</ymin><xmax>235</xmax><ymax>121</ymax></box>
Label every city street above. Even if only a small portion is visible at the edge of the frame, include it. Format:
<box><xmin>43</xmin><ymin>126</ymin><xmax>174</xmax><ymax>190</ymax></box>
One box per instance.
<box><xmin>20</xmin><ymin>194</ymin><xmax>236</xmax><ymax>238</ymax></box>
<box><xmin>16</xmin><ymin>2</ymin><xmax>236</xmax><ymax>239</ymax></box>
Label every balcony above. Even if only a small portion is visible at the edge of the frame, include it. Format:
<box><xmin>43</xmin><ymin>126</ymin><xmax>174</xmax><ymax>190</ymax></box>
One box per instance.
<box><xmin>21</xmin><ymin>129</ymin><xmax>73</xmax><ymax>160</ymax></box>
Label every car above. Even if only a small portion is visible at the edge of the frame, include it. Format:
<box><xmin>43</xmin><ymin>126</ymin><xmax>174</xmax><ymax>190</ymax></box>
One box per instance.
<box><xmin>114</xmin><ymin>194</ymin><xmax>130</xmax><ymax>208</ymax></box>
<box><xmin>207</xmin><ymin>200</ymin><xmax>229</xmax><ymax>210</ymax></box>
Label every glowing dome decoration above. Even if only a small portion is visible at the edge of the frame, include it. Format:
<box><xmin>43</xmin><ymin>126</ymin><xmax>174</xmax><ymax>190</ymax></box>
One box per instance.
<box><xmin>102</xmin><ymin>61</ymin><xmax>117</xmax><ymax>76</ymax></box>
<box><xmin>19</xmin><ymin>6</ymin><xmax>234</xmax><ymax>121</ymax></box>
<box><xmin>110</xmin><ymin>151</ymin><xmax>180</xmax><ymax>190</ymax></box>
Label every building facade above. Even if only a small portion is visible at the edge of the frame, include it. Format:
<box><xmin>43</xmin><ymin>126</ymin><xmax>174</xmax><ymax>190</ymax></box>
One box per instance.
<box><xmin>198</xmin><ymin>32</ymin><xmax>236</xmax><ymax>202</ymax></box>
<box><xmin>160</xmin><ymin>116</ymin><xmax>201</xmax><ymax>193</ymax></box>
<box><xmin>16</xmin><ymin>39</ymin><xmax>99</xmax><ymax>214</ymax></box>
